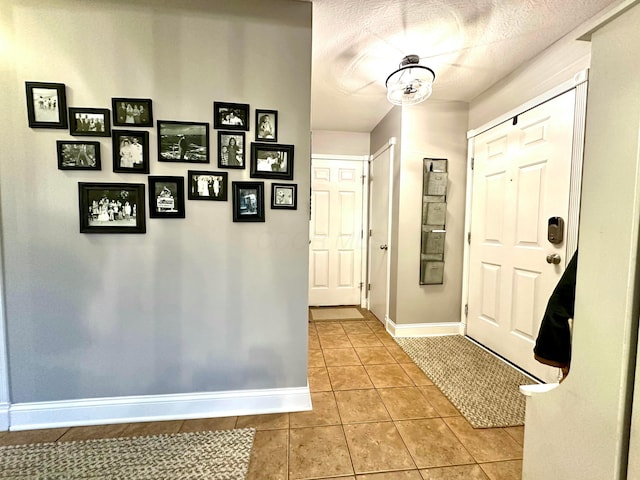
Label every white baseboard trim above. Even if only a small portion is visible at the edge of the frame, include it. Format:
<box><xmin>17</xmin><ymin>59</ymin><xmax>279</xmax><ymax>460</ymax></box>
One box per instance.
<box><xmin>386</xmin><ymin>318</ymin><xmax>465</xmax><ymax>337</ymax></box>
<box><xmin>0</xmin><ymin>403</ymin><xmax>9</xmax><ymax>431</ymax></box>
<box><xmin>8</xmin><ymin>386</ymin><xmax>311</xmax><ymax>432</ymax></box>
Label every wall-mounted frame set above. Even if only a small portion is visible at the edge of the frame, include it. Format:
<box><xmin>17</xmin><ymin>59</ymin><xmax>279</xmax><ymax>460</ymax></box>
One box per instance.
<box><xmin>420</xmin><ymin>158</ymin><xmax>448</xmax><ymax>285</ymax></box>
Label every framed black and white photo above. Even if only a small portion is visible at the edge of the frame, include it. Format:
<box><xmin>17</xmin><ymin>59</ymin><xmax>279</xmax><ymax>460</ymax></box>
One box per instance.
<box><xmin>188</xmin><ymin>170</ymin><xmax>228</xmax><ymax>201</ymax></box>
<box><xmin>78</xmin><ymin>182</ymin><xmax>146</xmax><ymax>233</ymax></box>
<box><xmin>232</xmin><ymin>181</ymin><xmax>265</xmax><ymax>222</ymax></box>
<box><xmin>25</xmin><ymin>81</ymin><xmax>68</xmax><ymax>129</ymax></box>
<box><xmin>57</xmin><ymin>141</ymin><xmax>101</xmax><ymax>170</ymax></box>
<box><xmin>157</xmin><ymin>120</ymin><xmax>209</xmax><ymax>163</ymax></box>
<box><xmin>112</xmin><ymin>130</ymin><xmax>149</xmax><ymax>173</ymax></box>
<box><xmin>148</xmin><ymin>176</ymin><xmax>185</xmax><ymax>219</ymax></box>
<box><xmin>214</xmin><ymin>102</ymin><xmax>249</xmax><ymax>131</ymax></box>
<box><xmin>255</xmin><ymin>109</ymin><xmax>278</xmax><ymax>142</ymax></box>
<box><xmin>271</xmin><ymin>183</ymin><xmax>297</xmax><ymax>210</ymax></box>
<box><xmin>112</xmin><ymin>98</ymin><xmax>153</xmax><ymax>127</ymax></box>
<box><xmin>250</xmin><ymin>143</ymin><xmax>294</xmax><ymax>180</ymax></box>
<box><xmin>69</xmin><ymin>107</ymin><xmax>111</xmax><ymax>137</ymax></box>
<box><xmin>218</xmin><ymin>131</ymin><xmax>245</xmax><ymax>169</ymax></box>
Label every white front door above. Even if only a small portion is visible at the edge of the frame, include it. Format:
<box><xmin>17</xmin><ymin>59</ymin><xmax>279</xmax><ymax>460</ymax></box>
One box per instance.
<box><xmin>467</xmin><ymin>90</ymin><xmax>577</xmax><ymax>383</ymax></box>
<box><xmin>309</xmin><ymin>158</ymin><xmax>364</xmax><ymax>306</ymax></box>
<box><xmin>368</xmin><ymin>144</ymin><xmax>393</xmax><ymax>324</ymax></box>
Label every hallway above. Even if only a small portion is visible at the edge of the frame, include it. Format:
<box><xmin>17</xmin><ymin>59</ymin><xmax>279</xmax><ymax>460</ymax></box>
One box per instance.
<box><xmin>0</xmin><ymin>307</ymin><xmax>523</xmax><ymax>479</ymax></box>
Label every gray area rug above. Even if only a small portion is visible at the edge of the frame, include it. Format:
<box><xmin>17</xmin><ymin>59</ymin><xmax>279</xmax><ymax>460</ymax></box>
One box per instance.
<box><xmin>395</xmin><ymin>335</ymin><xmax>536</xmax><ymax>428</ymax></box>
<box><xmin>0</xmin><ymin>427</ymin><xmax>255</xmax><ymax>479</ymax></box>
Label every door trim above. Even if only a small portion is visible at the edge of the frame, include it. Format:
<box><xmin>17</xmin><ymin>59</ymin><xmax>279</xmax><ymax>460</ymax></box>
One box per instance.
<box><xmin>0</xmin><ymin>239</ymin><xmax>9</xmax><ymax>431</ymax></box>
<box><xmin>366</xmin><ymin>137</ymin><xmax>396</xmax><ymax>323</ymax></box>
<box><xmin>462</xmin><ymin>82</ymin><xmax>589</xmax><ymax>327</ymax></box>
<box><xmin>310</xmin><ymin>154</ymin><xmax>369</xmax><ymax>307</ymax></box>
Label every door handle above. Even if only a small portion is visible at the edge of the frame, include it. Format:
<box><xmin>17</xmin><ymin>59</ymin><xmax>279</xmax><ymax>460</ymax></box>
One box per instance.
<box><xmin>546</xmin><ymin>254</ymin><xmax>561</xmax><ymax>265</ymax></box>
<box><xmin>379</xmin><ymin>244</ymin><xmax>388</xmax><ymax>250</ymax></box>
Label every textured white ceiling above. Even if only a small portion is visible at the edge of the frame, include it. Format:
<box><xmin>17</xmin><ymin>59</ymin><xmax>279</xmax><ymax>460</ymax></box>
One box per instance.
<box><xmin>310</xmin><ymin>0</ymin><xmax>619</xmax><ymax>132</ymax></box>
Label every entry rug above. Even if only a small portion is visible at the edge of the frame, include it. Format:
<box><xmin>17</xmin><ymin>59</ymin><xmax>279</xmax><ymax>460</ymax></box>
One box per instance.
<box><xmin>310</xmin><ymin>307</ymin><xmax>364</xmax><ymax>321</ymax></box>
<box><xmin>395</xmin><ymin>335</ymin><xmax>536</xmax><ymax>428</ymax></box>
<box><xmin>0</xmin><ymin>427</ymin><xmax>256</xmax><ymax>479</ymax></box>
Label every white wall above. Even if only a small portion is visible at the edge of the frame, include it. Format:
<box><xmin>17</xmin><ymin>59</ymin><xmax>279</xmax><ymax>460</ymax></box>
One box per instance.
<box><xmin>0</xmin><ymin>0</ymin><xmax>311</xmax><ymax>406</ymax></box>
<box><xmin>312</xmin><ymin>130</ymin><xmax>370</xmax><ymax>156</ymax></box>
<box><xmin>396</xmin><ymin>101</ymin><xmax>468</xmax><ymax>325</ymax></box>
<box><xmin>523</xmin><ymin>3</ymin><xmax>640</xmax><ymax>478</ymax></box>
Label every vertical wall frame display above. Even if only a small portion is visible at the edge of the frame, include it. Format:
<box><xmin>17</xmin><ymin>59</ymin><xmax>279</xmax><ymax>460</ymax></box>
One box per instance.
<box><xmin>420</xmin><ymin>158</ymin><xmax>448</xmax><ymax>285</ymax></box>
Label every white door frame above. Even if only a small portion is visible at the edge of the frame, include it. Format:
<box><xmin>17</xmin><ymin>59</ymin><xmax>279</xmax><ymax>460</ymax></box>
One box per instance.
<box><xmin>0</xmin><ymin>243</ymin><xmax>10</xmax><ymax>430</ymax></box>
<box><xmin>310</xmin><ymin>153</ymin><xmax>370</xmax><ymax>308</ymax></box>
<box><xmin>366</xmin><ymin>137</ymin><xmax>396</xmax><ymax>323</ymax></box>
<box><xmin>462</xmin><ymin>70</ymin><xmax>589</xmax><ymax>329</ymax></box>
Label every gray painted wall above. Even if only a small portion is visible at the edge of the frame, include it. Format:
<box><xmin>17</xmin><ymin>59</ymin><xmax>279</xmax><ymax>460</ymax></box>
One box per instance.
<box><xmin>0</xmin><ymin>0</ymin><xmax>311</xmax><ymax>403</ymax></box>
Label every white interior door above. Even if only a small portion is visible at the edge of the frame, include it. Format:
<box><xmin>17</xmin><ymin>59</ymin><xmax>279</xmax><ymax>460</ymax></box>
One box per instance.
<box><xmin>309</xmin><ymin>158</ymin><xmax>364</xmax><ymax>306</ymax></box>
<box><xmin>467</xmin><ymin>90</ymin><xmax>577</xmax><ymax>383</ymax></box>
<box><xmin>368</xmin><ymin>143</ymin><xmax>393</xmax><ymax>324</ymax></box>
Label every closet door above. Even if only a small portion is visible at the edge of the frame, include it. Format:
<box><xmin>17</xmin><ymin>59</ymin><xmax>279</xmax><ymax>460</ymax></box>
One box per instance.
<box><xmin>467</xmin><ymin>89</ymin><xmax>576</xmax><ymax>383</ymax></box>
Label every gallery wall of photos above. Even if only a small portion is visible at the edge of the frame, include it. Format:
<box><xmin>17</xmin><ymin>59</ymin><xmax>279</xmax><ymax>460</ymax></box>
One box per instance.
<box><xmin>25</xmin><ymin>81</ymin><xmax>299</xmax><ymax>234</ymax></box>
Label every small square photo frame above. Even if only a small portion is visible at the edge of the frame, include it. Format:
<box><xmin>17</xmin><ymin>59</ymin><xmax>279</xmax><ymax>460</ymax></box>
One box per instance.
<box><xmin>25</xmin><ymin>81</ymin><xmax>68</xmax><ymax>129</ymax></box>
<box><xmin>112</xmin><ymin>98</ymin><xmax>153</xmax><ymax>127</ymax></box>
<box><xmin>69</xmin><ymin>107</ymin><xmax>111</xmax><ymax>137</ymax></box>
<box><xmin>188</xmin><ymin>170</ymin><xmax>228</xmax><ymax>201</ymax></box>
<box><xmin>148</xmin><ymin>176</ymin><xmax>185</xmax><ymax>219</ymax></box>
<box><xmin>112</xmin><ymin>130</ymin><xmax>149</xmax><ymax>173</ymax></box>
<box><xmin>214</xmin><ymin>102</ymin><xmax>249</xmax><ymax>131</ymax></box>
<box><xmin>218</xmin><ymin>131</ymin><xmax>245</xmax><ymax>169</ymax></box>
<box><xmin>250</xmin><ymin>143</ymin><xmax>294</xmax><ymax>180</ymax></box>
<box><xmin>232</xmin><ymin>181</ymin><xmax>265</xmax><ymax>222</ymax></box>
<box><xmin>57</xmin><ymin>140</ymin><xmax>101</xmax><ymax>170</ymax></box>
<box><xmin>271</xmin><ymin>183</ymin><xmax>297</xmax><ymax>210</ymax></box>
<box><xmin>255</xmin><ymin>109</ymin><xmax>278</xmax><ymax>142</ymax></box>
<box><xmin>78</xmin><ymin>182</ymin><xmax>146</xmax><ymax>233</ymax></box>
<box><xmin>157</xmin><ymin>120</ymin><xmax>210</xmax><ymax>163</ymax></box>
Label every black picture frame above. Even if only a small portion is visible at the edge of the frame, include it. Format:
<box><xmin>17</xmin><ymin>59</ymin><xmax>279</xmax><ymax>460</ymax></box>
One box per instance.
<box><xmin>218</xmin><ymin>131</ymin><xmax>245</xmax><ymax>169</ymax></box>
<box><xmin>232</xmin><ymin>181</ymin><xmax>265</xmax><ymax>222</ymax></box>
<box><xmin>69</xmin><ymin>107</ymin><xmax>111</xmax><ymax>137</ymax></box>
<box><xmin>187</xmin><ymin>170</ymin><xmax>228</xmax><ymax>201</ymax></box>
<box><xmin>157</xmin><ymin>120</ymin><xmax>210</xmax><ymax>163</ymax></box>
<box><xmin>78</xmin><ymin>182</ymin><xmax>146</xmax><ymax>234</ymax></box>
<box><xmin>25</xmin><ymin>81</ymin><xmax>68</xmax><ymax>129</ymax></box>
<box><xmin>112</xmin><ymin>130</ymin><xmax>149</xmax><ymax>173</ymax></box>
<box><xmin>148</xmin><ymin>176</ymin><xmax>185</xmax><ymax>219</ymax></box>
<box><xmin>271</xmin><ymin>183</ymin><xmax>297</xmax><ymax>210</ymax></box>
<box><xmin>250</xmin><ymin>143</ymin><xmax>294</xmax><ymax>180</ymax></box>
<box><xmin>214</xmin><ymin>102</ymin><xmax>249</xmax><ymax>131</ymax></box>
<box><xmin>111</xmin><ymin>98</ymin><xmax>153</xmax><ymax>127</ymax></box>
<box><xmin>57</xmin><ymin>141</ymin><xmax>101</xmax><ymax>170</ymax></box>
<box><xmin>255</xmin><ymin>109</ymin><xmax>278</xmax><ymax>142</ymax></box>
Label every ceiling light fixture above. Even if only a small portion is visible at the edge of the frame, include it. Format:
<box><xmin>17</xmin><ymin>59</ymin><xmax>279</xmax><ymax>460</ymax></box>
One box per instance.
<box><xmin>385</xmin><ymin>54</ymin><xmax>435</xmax><ymax>106</ymax></box>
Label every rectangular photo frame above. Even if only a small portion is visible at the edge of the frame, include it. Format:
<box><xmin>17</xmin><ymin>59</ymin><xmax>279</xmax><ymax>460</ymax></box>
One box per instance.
<box><xmin>271</xmin><ymin>183</ymin><xmax>297</xmax><ymax>210</ymax></box>
<box><xmin>255</xmin><ymin>109</ymin><xmax>278</xmax><ymax>142</ymax></box>
<box><xmin>188</xmin><ymin>170</ymin><xmax>228</xmax><ymax>201</ymax></box>
<box><xmin>214</xmin><ymin>102</ymin><xmax>249</xmax><ymax>131</ymax></box>
<box><xmin>250</xmin><ymin>143</ymin><xmax>294</xmax><ymax>180</ymax></box>
<box><xmin>57</xmin><ymin>140</ymin><xmax>101</xmax><ymax>170</ymax></box>
<box><xmin>148</xmin><ymin>176</ymin><xmax>185</xmax><ymax>219</ymax></box>
<box><xmin>218</xmin><ymin>131</ymin><xmax>245</xmax><ymax>169</ymax></box>
<box><xmin>69</xmin><ymin>107</ymin><xmax>111</xmax><ymax>137</ymax></box>
<box><xmin>232</xmin><ymin>181</ymin><xmax>265</xmax><ymax>222</ymax></box>
<box><xmin>157</xmin><ymin>120</ymin><xmax>210</xmax><ymax>163</ymax></box>
<box><xmin>112</xmin><ymin>130</ymin><xmax>149</xmax><ymax>173</ymax></box>
<box><xmin>112</xmin><ymin>98</ymin><xmax>153</xmax><ymax>127</ymax></box>
<box><xmin>25</xmin><ymin>81</ymin><xmax>68</xmax><ymax>129</ymax></box>
<box><xmin>78</xmin><ymin>182</ymin><xmax>145</xmax><ymax>233</ymax></box>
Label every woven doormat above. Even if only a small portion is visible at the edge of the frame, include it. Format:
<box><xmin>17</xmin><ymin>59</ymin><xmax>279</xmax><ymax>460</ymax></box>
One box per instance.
<box><xmin>395</xmin><ymin>335</ymin><xmax>537</xmax><ymax>428</ymax></box>
<box><xmin>310</xmin><ymin>307</ymin><xmax>364</xmax><ymax>321</ymax></box>
<box><xmin>0</xmin><ymin>428</ymin><xmax>255</xmax><ymax>479</ymax></box>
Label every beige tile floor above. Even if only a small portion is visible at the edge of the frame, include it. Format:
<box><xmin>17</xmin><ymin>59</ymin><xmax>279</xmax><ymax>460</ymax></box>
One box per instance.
<box><xmin>0</xmin><ymin>307</ymin><xmax>524</xmax><ymax>479</ymax></box>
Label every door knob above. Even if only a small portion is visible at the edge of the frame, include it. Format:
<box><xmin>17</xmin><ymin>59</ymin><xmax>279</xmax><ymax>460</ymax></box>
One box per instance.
<box><xmin>379</xmin><ymin>244</ymin><xmax>388</xmax><ymax>250</ymax></box>
<box><xmin>546</xmin><ymin>254</ymin><xmax>561</xmax><ymax>265</ymax></box>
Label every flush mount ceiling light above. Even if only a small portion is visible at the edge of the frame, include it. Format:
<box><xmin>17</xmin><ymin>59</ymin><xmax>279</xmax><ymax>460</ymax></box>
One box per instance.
<box><xmin>385</xmin><ymin>54</ymin><xmax>435</xmax><ymax>106</ymax></box>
